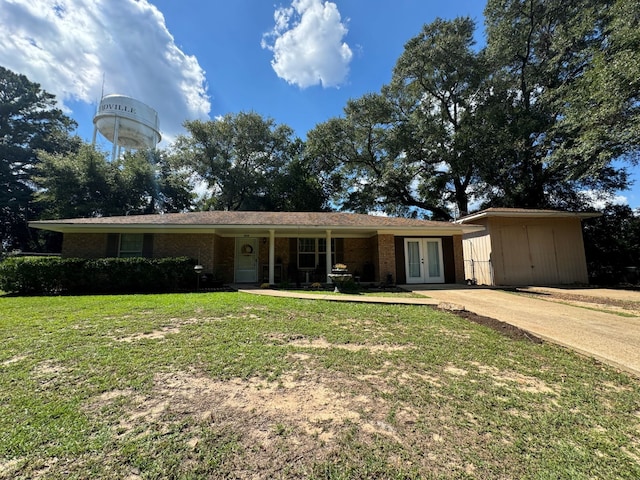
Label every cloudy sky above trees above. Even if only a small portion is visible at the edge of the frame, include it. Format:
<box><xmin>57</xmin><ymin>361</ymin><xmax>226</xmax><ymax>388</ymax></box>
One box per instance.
<box><xmin>0</xmin><ymin>0</ymin><xmax>484</xmax><ymax>141</ymax></box>
<box><xmin>0</xmin><ymin>0</ymin><xmax>636</xmax><ymax>207</ymax></box>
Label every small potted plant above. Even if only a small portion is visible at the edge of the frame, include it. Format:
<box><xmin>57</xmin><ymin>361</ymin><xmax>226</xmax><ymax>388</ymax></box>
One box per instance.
<box><xmin>332</xmin><ymin>263</ymin><xmax>348</xmax><ymax>273</ymax></box>
<box><xmin>328</xmin><ymin>264</ymin><xmax>352</xmax><ymax>293</ymax></box>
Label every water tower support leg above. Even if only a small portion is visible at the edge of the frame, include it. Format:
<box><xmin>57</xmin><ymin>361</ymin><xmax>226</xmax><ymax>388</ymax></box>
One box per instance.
<box><xmin>112</xmin><ymin>116</ymin><xmax>120</xmax><ymax>161</ymax></box>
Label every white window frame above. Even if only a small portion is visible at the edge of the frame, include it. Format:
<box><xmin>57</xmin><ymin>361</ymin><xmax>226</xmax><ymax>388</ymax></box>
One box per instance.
<box><xmin>298</xmin><ymin>238</ymin><xmax>335</xmax><ymax>270</ymax></box>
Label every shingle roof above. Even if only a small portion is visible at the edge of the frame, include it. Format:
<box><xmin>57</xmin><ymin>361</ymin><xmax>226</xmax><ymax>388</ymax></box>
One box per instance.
<box><xmin>30</xmin><ymin>210</ymin><xmax>483</xmax><ymax>235</ymax></box>
<box><xmin>32</xmin><ymin>211</ymin><xmax>453</xmax><ymax>228</ymax></box>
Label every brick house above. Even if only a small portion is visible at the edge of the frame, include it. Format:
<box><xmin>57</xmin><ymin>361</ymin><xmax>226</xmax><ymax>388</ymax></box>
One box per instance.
<box><xmin>30</xmin><ymin>211</ymin><xmax>483</xmax><ymax>285</ymax></box>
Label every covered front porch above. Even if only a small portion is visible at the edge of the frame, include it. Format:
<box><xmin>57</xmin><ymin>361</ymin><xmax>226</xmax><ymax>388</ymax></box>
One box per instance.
<box><xmin>227</xmin><ymin>231</ymin><xmax>382</xmax><ymax>286</ymax></box>
<box><xmin>223</xmin><ymin>231</ymin><xmax>464</xmax><ymax>286</ymax></box>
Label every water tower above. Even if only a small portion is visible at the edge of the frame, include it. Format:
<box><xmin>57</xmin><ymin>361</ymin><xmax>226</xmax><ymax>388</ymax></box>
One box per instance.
<box><xmin>92</xmin><ymin>94</ymin><xmax>161</xmax><ymax>160</ymax></box>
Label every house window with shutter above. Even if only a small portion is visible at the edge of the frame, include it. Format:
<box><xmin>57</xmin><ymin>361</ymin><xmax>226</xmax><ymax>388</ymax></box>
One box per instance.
<box><xmin>119</xmin><ymin>233</ymin><xmax>144</xmax><ymax>258</ymax></box>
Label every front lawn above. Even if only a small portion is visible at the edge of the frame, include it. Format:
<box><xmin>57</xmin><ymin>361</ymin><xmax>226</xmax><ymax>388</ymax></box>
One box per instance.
<box><xmin>1</xmin><ymin>292</ymin><xmax>638</xmax><ymax>479</ymax></box>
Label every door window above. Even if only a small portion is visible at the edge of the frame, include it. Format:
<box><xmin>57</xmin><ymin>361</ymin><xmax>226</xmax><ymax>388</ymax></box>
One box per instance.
<box><xmin>404</xmin><ymin>238</ymin><xmax>444</xmax><ymax>283</ymax></box>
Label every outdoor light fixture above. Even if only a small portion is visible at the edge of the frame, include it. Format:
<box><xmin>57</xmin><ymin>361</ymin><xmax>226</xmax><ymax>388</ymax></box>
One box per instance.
<box><xmin>194</xmin><ymin>264</ymin><xmax>204</xmax><ymax>290</ymax></box>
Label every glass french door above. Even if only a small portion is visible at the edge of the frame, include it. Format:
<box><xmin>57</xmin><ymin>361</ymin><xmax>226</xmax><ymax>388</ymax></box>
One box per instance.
<box><xmin>404</xmin><ymin>238</ymin><xmax>445</xmax><ymax>283</ymax></box>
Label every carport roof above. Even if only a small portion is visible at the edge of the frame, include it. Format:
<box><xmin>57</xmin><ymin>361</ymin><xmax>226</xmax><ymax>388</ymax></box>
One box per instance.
<box><xmin>456</xmin><ymin>208</ymin><xmax>601</xmax><ymax>224</ymax></box>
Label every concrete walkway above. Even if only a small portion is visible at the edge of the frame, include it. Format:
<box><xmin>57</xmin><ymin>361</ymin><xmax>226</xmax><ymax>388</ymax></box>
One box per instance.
<box><xmin>406</xmin><ymin>285</ymin><xmax>640</xmax><ymax>378</ymax></box>
<box><xmin>240</xmin><ymin>285</ymin><xmax>640</xmax><ymax>378</ymax></box>
<box><xmin>238</xmin><ymin>287</ymin><xmax>440</xmax><ymax>306</ymax></box>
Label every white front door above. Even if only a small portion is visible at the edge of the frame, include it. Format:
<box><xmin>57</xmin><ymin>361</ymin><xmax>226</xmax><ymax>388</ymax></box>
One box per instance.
<box><xmin>404</xmin><ymin>238</ymin><xmax>445</xmax><ymax>284</ymax></box>
<box><xmin>235</xmin><ymin>238</ymin><xmax>258</xmax><ymax>283</ymax></box>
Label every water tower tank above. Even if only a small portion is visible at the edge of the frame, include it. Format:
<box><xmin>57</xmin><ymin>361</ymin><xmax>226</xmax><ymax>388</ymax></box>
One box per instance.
<box><xmin>93</xmin><ymin>95</ymin><xmax>161</xmax><ymax>154</ymax></box>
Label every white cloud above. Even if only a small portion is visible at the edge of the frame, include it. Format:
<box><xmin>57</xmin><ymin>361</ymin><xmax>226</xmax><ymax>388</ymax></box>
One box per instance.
<box><xmin>580</xmin><ymin>190</ymin><xmax>628</xmax><ymax>210</ymax></box>
<box><xmin>262</xmin><ymin>0</ymin><xmax>353</xmax><ymax>89</ymax></box>
<box><xmin>0</xmin><ymin>0</ymin><xmax>210</xmax><ymax>143</ymax></box>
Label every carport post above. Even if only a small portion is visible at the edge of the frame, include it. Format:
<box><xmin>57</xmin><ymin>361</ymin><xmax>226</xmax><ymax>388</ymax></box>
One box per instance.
<box><xmin>268</xmin><ymin>229</ymin><xmax>275</xmax><ymax>285</ymax></box>
<box><xmin>326</xmin><ymin>229</ymin><xmax>332</xmax><ymax>283</ymax></box>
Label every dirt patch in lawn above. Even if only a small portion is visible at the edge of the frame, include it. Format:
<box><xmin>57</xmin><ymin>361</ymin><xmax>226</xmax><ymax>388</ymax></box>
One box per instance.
<box><xmin>114</xmin><ymin>326</ymin><xmax>181</xmax><ymax>343</ymax></box>
<box><xmin>286</xmin><ymin>336</ymin><xmax>411</xmax><ymax>353</ymax></box>
<box><xmin>86</xmin><ymin>365</ymin><xmax>492</xmax><ymax>478</ymax></box>
<box><xmin>92</xmin><ymin>371</ymin><xmax>371</xmax><ymax>474</ymax></box>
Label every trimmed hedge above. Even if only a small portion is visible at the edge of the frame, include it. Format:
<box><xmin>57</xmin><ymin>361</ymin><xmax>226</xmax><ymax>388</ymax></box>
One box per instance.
<box><xmin>0</xmin><ymin>256</ymin><xmax>198</xmax><ymax>295</ymax></box>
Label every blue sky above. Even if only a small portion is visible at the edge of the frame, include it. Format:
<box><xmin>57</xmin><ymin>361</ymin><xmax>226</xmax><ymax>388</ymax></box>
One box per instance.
<box><xmin>1</xmin><ymin>0</ymin><xmax>637</xmax><ymax>209</ymax></box>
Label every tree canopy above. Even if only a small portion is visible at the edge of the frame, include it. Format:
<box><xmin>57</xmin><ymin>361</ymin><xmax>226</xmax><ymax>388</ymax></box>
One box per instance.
<box><xmin>34</xmin><ymin>146</ymin><xmax>193</xmax><ymax>219</ymax></box>
<box><xmin>306</xmin><ymin>18</ymin><xmax>484</xmax><ymax>220</ymax></box>
<box><xmin>306</xmin><ymin>1</ymin><xmax>637</xmax><ymax>218</ymax></box>
<box><xmin>478</xmin><ymin>0</ymin><xmax>629</xmax><ymax>210</ymax></box>
<box><xmin>176</xmin><ymin>112</ymin><xmax>328</xmax><ymax>211</ymax></box>
<box><xmin>0</xmin><ymin>66</ymin><xmax>78</xmax><ymax>250</ymax></box>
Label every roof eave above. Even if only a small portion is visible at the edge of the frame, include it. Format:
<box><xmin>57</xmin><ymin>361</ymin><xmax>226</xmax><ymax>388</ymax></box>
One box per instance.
<box><xmin>456</xmin><ymin>210</ymin><xmax>601</xmax><ymax>224</ymax></box>
<box><xmin>29</xmin><ymin>221</ymin><xmax>485</xmax><ymax>236</ymax></box>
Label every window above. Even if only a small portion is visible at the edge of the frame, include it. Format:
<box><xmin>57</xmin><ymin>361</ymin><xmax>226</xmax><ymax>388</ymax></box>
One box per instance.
<box><xmin>119</xmin><ymin>233</ymin><xmax>144</xmax><ymax>258</ymax></box>
<box><xmin>298</xmin><ymin>238</ymin><xmax>335</xmax><ymax>270</ymax></box>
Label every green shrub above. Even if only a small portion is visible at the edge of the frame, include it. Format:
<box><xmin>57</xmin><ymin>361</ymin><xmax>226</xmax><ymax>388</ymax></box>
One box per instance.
<box><xmin>0</xmin><ymin>256</ymin><xmax>197</xmax><ymax>295</ymax></box>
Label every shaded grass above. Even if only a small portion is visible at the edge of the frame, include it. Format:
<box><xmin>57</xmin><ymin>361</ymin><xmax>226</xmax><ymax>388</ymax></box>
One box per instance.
<box><xmin>1</xmin><ymin>292</ymin><xmax>639</xmax><ymax>479</ymax></box>
<box><xmin>284</xmin><ymin>289</ymin><xmax>427</xmax><ymax>298</ymax></box>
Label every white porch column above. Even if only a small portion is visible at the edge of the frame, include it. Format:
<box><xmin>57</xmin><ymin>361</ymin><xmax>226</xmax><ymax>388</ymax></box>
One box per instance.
<box><xmin>268</xmin><ymin>229</ymin><xmax>275</xmax><ymax>284</ymax></box>
<box><xmin>325</xmin><ymin>229</ymin><xmax>332</xmax><ymax>282</ymax></box>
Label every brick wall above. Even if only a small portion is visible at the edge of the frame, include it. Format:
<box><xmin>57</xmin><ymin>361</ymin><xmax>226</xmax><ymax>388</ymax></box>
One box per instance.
<box><xmin>212</xmin><ymin>236</ymin><xmax>234</xmax><ymax>283</ymax></box>
<box><xmin>375</xmin><ymin>234</ymin><xmax>396</xmax><ymax>283</ymax></box>
<box><xmin>342</xmin><ymin>238</ymin><xmax>375</xmax><ymax>280</ymax></box>
<box><xmin>62</xmin><ymin>233</ymin><xmax>108</xmax><ymax>258</ymax></box>
<box><xmin>153</xmin><ymin>233</ymin><xmax>215</xmax><ymax>271</ymax></box>
<box><xmin>255</xmin><ymin>237</ymin><xmax>291</xmax><ymax>283</ymax></box>
<box><xmin>256</xmin><ymin>238</ymin><xmax>290</xmax><ymax>265</ymax></box>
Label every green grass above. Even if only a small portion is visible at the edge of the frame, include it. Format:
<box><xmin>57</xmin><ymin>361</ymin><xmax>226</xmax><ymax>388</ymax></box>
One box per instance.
<box><xmin>1</xmin><ymin>292</ymin><xmax>639</xmax><ymax>479</ymax></box>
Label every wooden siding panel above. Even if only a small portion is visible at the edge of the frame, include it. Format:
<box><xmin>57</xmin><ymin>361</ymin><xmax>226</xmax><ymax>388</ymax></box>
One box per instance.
<box><xmin>488</xmin><ymin>217</ymin><xmax>589</xmax><ymax>286</ymax></box>
<box><xmin>106</xmin><ymin>234</ymin><xmax>119</xmax><ymax>258</ymax></box>
<box><xmin>527</xmin><ymin>226</ymin><xmax>560</xmax><ymax>284</ymax></box>
<box><xmin>452</xmin><ymin>234</ymin><xmax>465</xmax><ymax>283</ymax></box>
<box><xmin>499</xmin><ymin>225</ymin><xmax>532</xmax><ymax>285</ymax></box>
<box><xmin>462</xmin><ymin>225</ymin><xmax>494</xmax><ymax>285</ymax></box>
<box><xmin>552</xmin><ymin>218</ymin><xmax>589</xmax><ymax>284</ymax></box>
<box><xmin>442</xmin><ymin>237</ymin><xmax>456</xmax><ymax>283</ymax></box>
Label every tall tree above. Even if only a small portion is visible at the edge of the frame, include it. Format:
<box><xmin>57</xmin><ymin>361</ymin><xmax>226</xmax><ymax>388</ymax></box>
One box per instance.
<box><xmin>306</xmin><ymin>18</ymin><xmax>484</xmax><ymax>219</ymax></box>
<box><xmin>306</xmin><ymin>93</ymin><xmax>412</xmax><ymax>214</ymax></box>
<box><xmin>582</xmin><ymin>204</ymin><xmax>640</xmax><ymax>284</ymax></box>
<box><xmin>35</xmin><ymin>145</ymin><xmax>114</xmax><ymax>219</ymax></box>
<box><xmin>0</xmin><ymin>66</ymin><xmax>78</xmax><ymax>250</ymax></box>
<box><xmin>176</xmin><ymin>112</ymin><xmax>326</xmax><ymax>211</ymax></box>
<box><xmin>479</xmin><ymin>0</ymin><xmax>629</xmax><ymax>209</ymax></box>
<box><xmin>118</xmin><ymin>149</ymin><xmax>194</xmax><ymax>214</ymax></box>
<box><xmin>389</xmin><ymin>16</ymin><xmax>485</xmax><ymax>217</ymax></box>
<box><xmin>35</xmin><ymin>144</ymin><xmax>193</xmax><ymax>219</ymax></box>
<box><xmin>552</xmin><ymin>0</ymin><xmax>640</xmax><ymax>171</ymax></box>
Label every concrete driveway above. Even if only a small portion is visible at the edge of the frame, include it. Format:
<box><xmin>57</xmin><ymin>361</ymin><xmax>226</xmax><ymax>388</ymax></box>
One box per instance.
<box><xmin>404</xmin><ymin>285</ymin><xmax>640</xmax><ymax>377</ymax></box>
